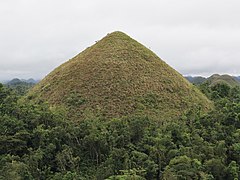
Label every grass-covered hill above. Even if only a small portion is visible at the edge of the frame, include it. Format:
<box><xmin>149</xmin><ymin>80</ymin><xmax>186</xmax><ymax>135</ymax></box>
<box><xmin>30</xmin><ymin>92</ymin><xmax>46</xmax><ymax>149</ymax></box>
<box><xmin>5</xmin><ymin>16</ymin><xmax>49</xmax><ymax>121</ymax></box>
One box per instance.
<box><xmin>207</xmin><ymin>74</ymin><xmax>240</xmax><ymax>87</ymax></box>
<box><xmin>28</xmin><ymin>31</ymin><xmax>212</xmax><ymax>120</ymax></box>
<box><xmin>186</xmin><ymin>74</ymin><xmax>240</xmax><ymax>87</ymax></box>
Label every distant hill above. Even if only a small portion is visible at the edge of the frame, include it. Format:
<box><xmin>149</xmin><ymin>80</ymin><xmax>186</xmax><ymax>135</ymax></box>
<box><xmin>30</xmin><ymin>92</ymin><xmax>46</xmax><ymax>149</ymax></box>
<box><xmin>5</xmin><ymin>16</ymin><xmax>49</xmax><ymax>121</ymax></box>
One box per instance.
<box><xmin>6</xmin><ymin>78</ymin><xmax>23</xmax><ymax>85</ymax></box>
<box><xmin>4</xmin><ymin>78</ymin><xmax>39</xmax><ymax>85</ymax></box>
<box><xmin>185</xmin><ymin>76</ymin><xmax>206</xmax><ymax>85</ymax></box>
<box><xmin>234</xmin><ymin>76</ymin><xmax>240</xmax><ymax>82</ymax></box>
<box><xmin>5</xmin><ymin>78</ymin><xmax>38</xmax><ymax>95</ymax></box>
<box><xmin>206</xmin><ymin>74</ymin><xmax>240</xmax><ymax>87</ymax></box>
<box><xmin>22</xmin><ymin>78</ymin><xmax>39</xmax><ymax>84</ymax></box>
<box><xmin>28</xmin><ymin>31</ymin><xmax>212</xmax><ymax>121</ymax></box>
<box><xmin>185</xmin><ymin>74</ymin><xmax>240</xmax><ymax>87</ymax></box>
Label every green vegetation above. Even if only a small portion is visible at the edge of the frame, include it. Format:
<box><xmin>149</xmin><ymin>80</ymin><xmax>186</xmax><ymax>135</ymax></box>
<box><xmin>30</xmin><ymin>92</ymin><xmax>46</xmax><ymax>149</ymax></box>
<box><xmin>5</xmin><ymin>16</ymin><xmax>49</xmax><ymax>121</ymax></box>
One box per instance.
<box><xmin>1</xmin><ymin>81</ymin><xmax>240</xmax><ymax>179</ymax></box>
<box><xmin>28</xmin><ymin>31</ymin><xmax>212</xmax><ymax>121</ymax></box>
<box><xmin>5</xmin><ymin>78</ymin><xmax>37</xmax><ymax>96</ymax></box>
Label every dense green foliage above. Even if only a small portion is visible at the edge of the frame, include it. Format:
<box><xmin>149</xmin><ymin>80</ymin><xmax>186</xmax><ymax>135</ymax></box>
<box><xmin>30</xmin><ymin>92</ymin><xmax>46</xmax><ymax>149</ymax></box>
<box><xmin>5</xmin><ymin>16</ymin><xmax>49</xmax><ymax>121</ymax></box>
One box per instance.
<box><xmin>0</xmin><ymin>81</ymin><xmax>240</xmax><ymax>179</ymax></box>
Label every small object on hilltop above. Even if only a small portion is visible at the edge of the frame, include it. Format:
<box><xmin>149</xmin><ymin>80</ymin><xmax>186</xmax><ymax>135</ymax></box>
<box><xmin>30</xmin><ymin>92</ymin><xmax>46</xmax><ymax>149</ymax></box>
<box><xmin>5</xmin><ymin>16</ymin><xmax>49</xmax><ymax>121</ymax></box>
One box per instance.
<box><xmin>28</xmin><ymin>31</ymin><xmax>212</xmax><ymax>121</ymax></box>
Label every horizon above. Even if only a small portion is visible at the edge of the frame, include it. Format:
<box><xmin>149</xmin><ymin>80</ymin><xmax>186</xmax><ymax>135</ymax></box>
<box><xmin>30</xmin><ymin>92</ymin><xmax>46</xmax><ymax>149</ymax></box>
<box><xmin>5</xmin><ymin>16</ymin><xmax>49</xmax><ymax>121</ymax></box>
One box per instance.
<box><xmin>2</xmin><ymin>72</ymin><xmax>240</xmax><ymax>83</ymax></box>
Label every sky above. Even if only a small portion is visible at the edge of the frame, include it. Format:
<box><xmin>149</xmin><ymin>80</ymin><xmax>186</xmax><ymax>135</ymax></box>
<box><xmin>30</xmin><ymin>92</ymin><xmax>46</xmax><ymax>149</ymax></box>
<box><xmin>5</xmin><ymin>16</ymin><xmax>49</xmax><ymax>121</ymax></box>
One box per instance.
<box><xmin>0</xmin><ymin>0</ymin><xmax>240</xmax><ymax>81</ymax></box>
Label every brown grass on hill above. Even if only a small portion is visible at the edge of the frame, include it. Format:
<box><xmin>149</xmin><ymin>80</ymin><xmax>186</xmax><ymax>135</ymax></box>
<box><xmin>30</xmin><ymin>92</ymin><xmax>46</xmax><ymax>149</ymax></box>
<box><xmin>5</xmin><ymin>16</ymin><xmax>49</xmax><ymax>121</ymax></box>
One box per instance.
<box><xmin>28</xmin><ymin>31</ymin><xmax>212</xmax><ymax>121</ymax></box>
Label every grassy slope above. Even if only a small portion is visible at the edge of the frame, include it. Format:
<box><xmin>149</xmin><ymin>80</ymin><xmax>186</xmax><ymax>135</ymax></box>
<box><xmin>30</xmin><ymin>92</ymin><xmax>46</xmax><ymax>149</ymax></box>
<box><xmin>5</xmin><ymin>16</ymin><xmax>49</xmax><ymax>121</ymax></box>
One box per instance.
<box><xmin>207</xmin><ymin>74</ymin><xmax>240</xmax><ymax>87</ymax></box>
<box><xmin>28</xmin><ymin>31</ymin><xmax>212</xmax><ymax>121</ymax></box>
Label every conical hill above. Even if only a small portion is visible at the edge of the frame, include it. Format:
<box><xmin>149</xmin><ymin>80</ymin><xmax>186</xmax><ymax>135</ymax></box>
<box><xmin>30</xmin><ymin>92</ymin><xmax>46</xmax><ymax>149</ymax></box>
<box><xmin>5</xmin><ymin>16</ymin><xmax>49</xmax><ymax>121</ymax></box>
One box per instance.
<box><xmin>28</xmin><ymin>31</ymin><xmax>212</xmax><ymax>120</ymax></box>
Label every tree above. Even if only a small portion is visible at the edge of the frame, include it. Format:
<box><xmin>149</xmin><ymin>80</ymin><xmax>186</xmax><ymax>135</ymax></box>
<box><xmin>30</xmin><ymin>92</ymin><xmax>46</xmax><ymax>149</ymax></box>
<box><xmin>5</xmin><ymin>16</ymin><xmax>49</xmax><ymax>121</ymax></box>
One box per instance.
<box><xmin>163</xmin><ymin>155</ymin><xmax>207</xmax><ymax>179</ymax></box>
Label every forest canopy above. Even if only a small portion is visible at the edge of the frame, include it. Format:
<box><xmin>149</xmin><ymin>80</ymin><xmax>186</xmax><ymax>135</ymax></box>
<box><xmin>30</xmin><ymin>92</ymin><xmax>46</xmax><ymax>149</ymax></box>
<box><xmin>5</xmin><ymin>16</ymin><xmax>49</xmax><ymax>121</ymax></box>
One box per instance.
<box><xmin>0</xmin><ymin>82</ymin><xmax>240</xmax><ymax>179</ymax></box>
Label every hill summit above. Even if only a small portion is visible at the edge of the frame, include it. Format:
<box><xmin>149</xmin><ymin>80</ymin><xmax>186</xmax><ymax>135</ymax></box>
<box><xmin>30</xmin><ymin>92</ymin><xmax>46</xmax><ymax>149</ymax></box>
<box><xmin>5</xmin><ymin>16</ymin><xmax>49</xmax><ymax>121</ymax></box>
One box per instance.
<box><xmin>29</xmin><ymin>31</ymin><xmax>212</xmax><ymax>120</ymax></box>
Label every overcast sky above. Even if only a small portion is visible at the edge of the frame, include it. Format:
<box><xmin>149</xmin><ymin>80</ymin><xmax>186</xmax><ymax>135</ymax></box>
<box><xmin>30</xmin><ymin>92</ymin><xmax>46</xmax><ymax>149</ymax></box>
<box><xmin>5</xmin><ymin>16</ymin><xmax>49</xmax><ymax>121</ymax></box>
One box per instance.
<box><xmin>0</xmin><ymin>0</ymin><xmax>240</xmax><ymax>81</ymax></box>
